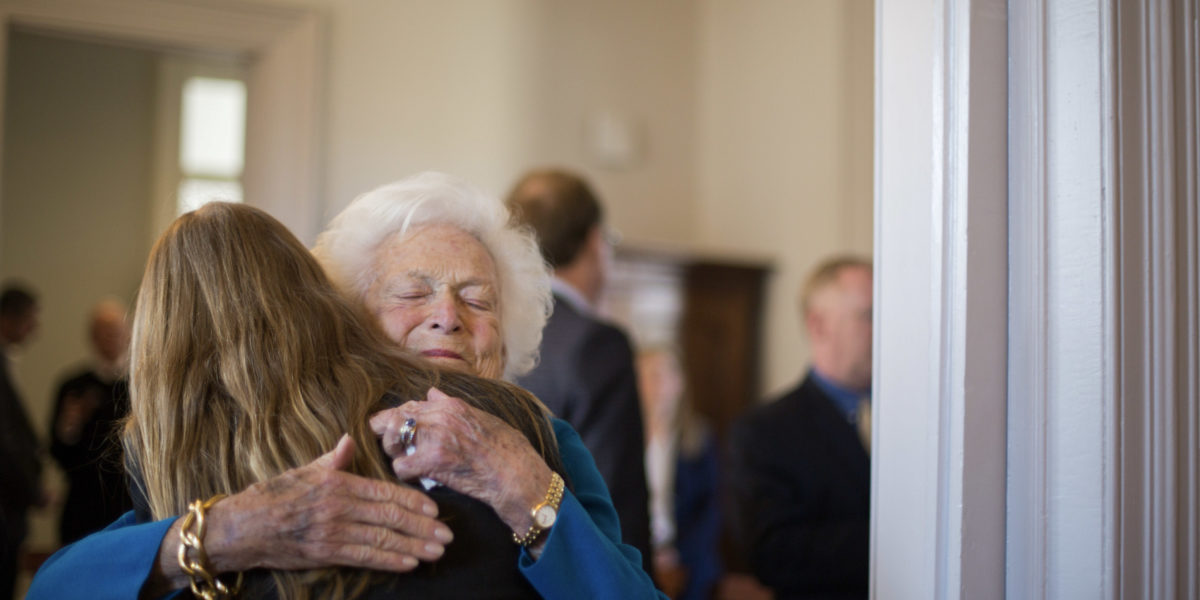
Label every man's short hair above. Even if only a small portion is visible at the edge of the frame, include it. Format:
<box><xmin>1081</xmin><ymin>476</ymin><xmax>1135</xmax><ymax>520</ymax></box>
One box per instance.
<box><xmin>506</xmin><ymin>168</ymin><xmax>603</xmax><ymax>269</ymax></box>
<box><xmin>799</xmin><ymin>256</ymin><xmax>872</xmax><ymax>315</ymax></box>
<box><xmin>0</xmin><ymin>284</ymin><xmax>37</xmax><ymax>318</ymax></box>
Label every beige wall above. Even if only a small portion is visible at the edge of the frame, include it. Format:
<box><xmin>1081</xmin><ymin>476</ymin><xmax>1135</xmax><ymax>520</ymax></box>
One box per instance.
<box><xmin>696</xmin><ymin>0</ymin><xmax>874</xmax><ymax>396</ymax></box>
<box><xmin>261</xmin><ymin>0</ymin><xmax>698</xmax><ymax>247</ymax></box>
<box><xmin>513</xmin><ymin>1</ymin><xmax>698</xmax><ymax>246</ymax></box>
<box><xmin>1</xmin><ymin>31</ymin><xmax>154</xmax><ymax>429</ymax></box>
<box><xmin>310</xmin><ymin>0</ymin><xmax>543</xmax><ymax>208</ymax></box>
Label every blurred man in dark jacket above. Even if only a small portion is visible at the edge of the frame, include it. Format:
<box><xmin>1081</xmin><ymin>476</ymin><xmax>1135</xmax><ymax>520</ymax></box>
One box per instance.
<box><xmin>727</xmin><ymin>257</ymin><xmax>873</xmax><ymax>600</ymax></box>
<box><xmin>508</xmin><ymin>169</ymin><xmax>652</xmax><ymax>572</ymax></box>
<box><xmin>0</xmin><ymin>285</ymin><xmax>44</xmax><ymax>600</ymax></box>
<box><xmin>49</xmin><ymin>300</ymin><xmax>133</xmax><ymax>544</ymax></box>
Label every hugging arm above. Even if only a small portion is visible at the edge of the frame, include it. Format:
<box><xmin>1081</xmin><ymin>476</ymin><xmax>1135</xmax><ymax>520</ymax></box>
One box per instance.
<box><xmin>373</xmin><ymin>393</ymin><xmax>665</xmax><ymax>600</ymax></box>
<box><xmin>520</xmin><ymin>420</ymin><xmax>665</xmax><ymax>599</ymax></box>
<box><xmin>27</xmin><ymin>436</ymin><xmax>450</xmax><ymax>600</ymax></box>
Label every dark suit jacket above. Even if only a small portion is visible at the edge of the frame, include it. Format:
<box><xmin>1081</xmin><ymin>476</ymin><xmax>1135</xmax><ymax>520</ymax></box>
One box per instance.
<box><xmin>726</xmin><ymin>373</ymin><xmax>870</xmax><ymax>600</ymax></box>
<box><xmin>0</xmin><ymin>356</ymin><xmax>41</xmax><ymax>515</ymax></box>
<box><xmin>516</xmin><ymin>293</ymin><xmax>653</xmax><ymax>572</ymax></box>
<box><xmin>1</xmin><ymin>353</ymin><xmax>42</xmax><ymax>597</ymax></box>
<box><xmin>49</xmin><ymin>370</ymin><xmax>133</xmax><ymax>544</ymax></box>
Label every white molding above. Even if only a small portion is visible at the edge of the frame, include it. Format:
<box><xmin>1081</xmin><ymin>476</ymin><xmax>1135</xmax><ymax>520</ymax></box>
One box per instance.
<box><xmin>0</xmin><ymin>0</ymin><xmax>304</xmax><ymax>54</ymax></box>
<box><xmin>1007</xmin><ymin>0</ymin><xmax>1200</xmax><ymax>598</ymax></box>
<box><xmin>0</xmin><ymin>0</ymin><xmax>325</xmax><ymax>243</ymax></box>
<box><xmin>872</xmin><ymin>0</ymin><xmax>1007</xmax><ymax>597</ymax></box>
<box><xmin>1178</xmin><ymin>5</ymin><xmax>1199</xmax><ymax>597</ymax></box>
<box><xmin>1112</xmin><ymin>0</ymin><xmax>1200</xmax><ymax>597</ymax></box>
<box><xmin>882</xmin><ymin>0</ymin><xmax>1196</xmax><ymax>596</ymax></box>
<box><xmin>1006</xmin><ymin>0</ymin><xmax>1119</xmax><ymax>597</ymax></box>
<box><xmin>1005</xmin><ymin>1</ymin><xmax>1049</xmax><ymax>597</ymax></box>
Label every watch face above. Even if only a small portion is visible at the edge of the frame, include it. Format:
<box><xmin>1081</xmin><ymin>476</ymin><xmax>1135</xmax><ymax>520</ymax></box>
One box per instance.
<box><xmin>534</xmin><ymin>505</ymin><xmax>557</xmax><ymax>529</ymax></box>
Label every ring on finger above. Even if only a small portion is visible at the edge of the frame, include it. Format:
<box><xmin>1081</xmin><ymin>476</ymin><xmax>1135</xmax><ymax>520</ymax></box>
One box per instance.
<box><xmin>398</xmin><ymin>417</ymin><xmax>417</xmax><ymax>452</ymax></box>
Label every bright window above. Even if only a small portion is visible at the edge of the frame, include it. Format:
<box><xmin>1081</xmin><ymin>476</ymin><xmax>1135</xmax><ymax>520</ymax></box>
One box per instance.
<box><xmin>176</xmin><ymin>76</ymin><xmax>245</xmax><ymax>214</ymax></box>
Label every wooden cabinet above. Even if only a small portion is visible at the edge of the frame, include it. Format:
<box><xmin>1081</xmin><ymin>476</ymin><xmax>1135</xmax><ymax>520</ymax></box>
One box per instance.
<box><xmin>606</xmin><ymin>248</ymin><xmax>771</xmax><ymax>439</ymax></box>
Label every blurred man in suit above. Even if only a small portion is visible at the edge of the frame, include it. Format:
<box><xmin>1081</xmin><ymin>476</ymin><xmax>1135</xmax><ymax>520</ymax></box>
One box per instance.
<box><xmin>507</xmin><ymin>168</ymin><xmax>652</xmax><ymax>572</ymax></box>
<box><xmin>727</xmin><ymin>256</ymin><xmax>873</xmax><ymax>600</ymax></box>
<box><xmin>49</xmin><ymin>300</ymin><xmax>133</xmax><ymax>545</ymax></box>
<box><xmin>0</xmin><ymin>285</ymin><xmax>43</xmax><ymax>600</ymax></box>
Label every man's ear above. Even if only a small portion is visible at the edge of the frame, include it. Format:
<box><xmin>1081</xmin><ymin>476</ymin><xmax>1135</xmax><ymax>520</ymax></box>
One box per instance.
<box><xmin>585</xmin><ymin>225</ymin><xmax>606</xmax><ymax>259</ymax></box>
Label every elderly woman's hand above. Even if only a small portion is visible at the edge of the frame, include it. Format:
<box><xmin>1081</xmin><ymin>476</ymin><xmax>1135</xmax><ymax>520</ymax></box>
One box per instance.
<box><xmin>371</xmin><ymin>388</ymin><xmax>556</xmax><ymax>542</ymax></box>
<box><xmin>146</xmin><ymin>435</ymin><xmax>454</xmax><ymax>596</ymax></box>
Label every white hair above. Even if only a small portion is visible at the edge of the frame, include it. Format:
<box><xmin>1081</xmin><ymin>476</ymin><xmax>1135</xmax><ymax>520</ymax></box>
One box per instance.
<box><xmin>312</xmin><ymin>172</ymin><xmax>553</xmax><ymax>380</ymax></box>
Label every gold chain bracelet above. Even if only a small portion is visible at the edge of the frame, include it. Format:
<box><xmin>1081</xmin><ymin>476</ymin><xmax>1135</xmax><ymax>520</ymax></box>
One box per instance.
<box><xmin>178</xmin><ymin>494</ymin><xmax>244</xmax><ymax>600</ymax></box>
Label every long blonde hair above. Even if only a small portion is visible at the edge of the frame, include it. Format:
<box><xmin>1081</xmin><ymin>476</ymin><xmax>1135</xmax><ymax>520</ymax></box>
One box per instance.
<box><xmin>124</xmin><ymin>202</ymin><xmax>561</xmax><ymax>599</ymax></box>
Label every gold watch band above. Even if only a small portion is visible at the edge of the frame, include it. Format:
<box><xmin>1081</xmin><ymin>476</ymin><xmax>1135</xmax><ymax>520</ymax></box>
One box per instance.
<box><xmin>513</xmin><ymin>472</ymin><xmax>564</xmax><ymax>546</ymax></box>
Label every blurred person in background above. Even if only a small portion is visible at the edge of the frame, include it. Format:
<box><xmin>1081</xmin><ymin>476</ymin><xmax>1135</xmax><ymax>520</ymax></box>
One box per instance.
<box><xmin>637</xmin><ymin>346</ymin><xmax>721</xmax><ymax>600</ymax></box>
<box><xmin>726</xmin><ymin>256</ymin><xmax>872</xmax><ymax>600</ymax></box>
<box><xmin>0</xmin><ymin>284</ymin><xmax>45</xmax><ymax>600</ymax></box>
<box><xmin>639</xmin><ymin>346</ymin><xmax>774</xmax><ymax>600</ymax></box>
<box><xmin>49</xmin><ymin>299</ymin><xmax>134</xmax><ymax>545</ymax></box>
<box><xmin>507</xmin><ymin>168</ymin><xmax>653</xmax><ymax>572</ymax></box>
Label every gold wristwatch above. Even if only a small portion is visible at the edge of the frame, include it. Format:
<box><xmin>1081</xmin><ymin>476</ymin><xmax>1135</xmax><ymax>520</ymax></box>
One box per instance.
<box><xmin>513</xmin><ymin>472</ymin><xmax>564</xmax><ymax>546</ymax></box>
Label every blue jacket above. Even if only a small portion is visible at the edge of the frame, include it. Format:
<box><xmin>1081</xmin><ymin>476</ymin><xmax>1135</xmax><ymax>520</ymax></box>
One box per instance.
<box><xmin>29</xmin><ymin>419</ymin><xmax>664</xmax><ymax>600</ymax></box>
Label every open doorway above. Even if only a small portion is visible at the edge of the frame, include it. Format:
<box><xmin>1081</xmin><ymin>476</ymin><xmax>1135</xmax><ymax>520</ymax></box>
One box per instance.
<box><xmin>0</xmin><ymin>2</ymin><xmax>322</xmax><ymax>592</ymax></box>
<box><xmin>0</xmin><ymin>25</ymin><xmax>249</xmax><ymax>585</ymax></box>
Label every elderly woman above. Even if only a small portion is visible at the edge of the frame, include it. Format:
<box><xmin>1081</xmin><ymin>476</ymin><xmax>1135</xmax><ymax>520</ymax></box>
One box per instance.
<box><xmin>30</xmin><ymin>174</ymin><xmax>661</xmax><ymax>599</ymax></box>
<box><xmin>317</xmin><ymin>173</ymin><xmax>656</xmax><ymax>591</ymax></box>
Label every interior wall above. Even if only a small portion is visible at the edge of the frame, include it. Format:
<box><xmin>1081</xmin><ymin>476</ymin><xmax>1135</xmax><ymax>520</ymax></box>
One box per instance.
<box><xmin>514</xmin><ymin>0</ymin><xmax>698</xmax><ymax>246</ymax></box>
<box><xmin>695</xmin><ymin>0</ymin><xmax>875</xmax><ymax>396</ymax></box>
<box><xmin>1</xmin><ymin>30</ymin><xmax>154</xmax><ymax>429</ymax></box>
<box><xmin>306</xmin><ymin>0</ymin><xmax>543</xmax><ymax>211</ymax></box>
<box><xmin>0</xmin><ymin>29</ymin><xmax>154</xmax><ymax>545</ymax></box>
<box><xmin>256</xmin><ymin>0</ymin><xmax>698</xmax><ymax>248</ymax></box>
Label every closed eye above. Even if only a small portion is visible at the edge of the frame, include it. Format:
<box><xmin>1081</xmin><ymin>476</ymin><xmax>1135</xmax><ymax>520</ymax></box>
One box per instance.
<box><xmin>393</xmin><ymin>289</ymin><xmax>432</xmax><ymax>303</ymax></box>
<box><xmin>464</xmin><ymin>298</ymin><xmax>493</xmax><ymax>311</ymax></box>
<box><xmin>460</xmin><ymin>285</ymin><xmax>496</xmax><ymax>311</ymax></box>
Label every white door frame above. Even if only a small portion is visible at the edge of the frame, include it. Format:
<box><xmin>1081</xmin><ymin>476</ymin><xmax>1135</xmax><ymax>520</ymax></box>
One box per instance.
<box><xmin>872</xmin><ymin>1</ymin><xmax>1008</xmax><ymax>597</ymax></box>
<box><xmin>876</xmin><ymin>0</ymin><xmax>1199</xmax><ymax>597</ymax></box>
<box><xmin>1004</xmin><ymin>1</ymin><xmax>1118</xmax><ymax>597</ymax></box>
<box><xmin>0</xmin><ymin>0</ymin><xmax>326</xmax><ymax>244</ymax></box>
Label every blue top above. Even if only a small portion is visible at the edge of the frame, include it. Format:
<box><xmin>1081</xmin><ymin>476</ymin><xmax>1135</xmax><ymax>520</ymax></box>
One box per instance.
<box><xmin>673</xmin><ymin>433</ymin><xmax>722</xmax><ymax>600</ymax></box>
<box><xmin>809</xmin><ymin>368</ymin><xmax>869</xmax><ymax>423</ymax></box>
<box><xmin>28</xmin><ymin>419</ymin><xmax>664</xmax><ymax>600</ymax></box>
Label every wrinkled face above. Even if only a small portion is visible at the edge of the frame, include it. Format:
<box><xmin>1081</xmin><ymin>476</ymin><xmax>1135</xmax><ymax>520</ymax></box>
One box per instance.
<box><xmin>365</xmin><ymin>224</ymin><xmax>504</xmax><ymax>379</ymax></box>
